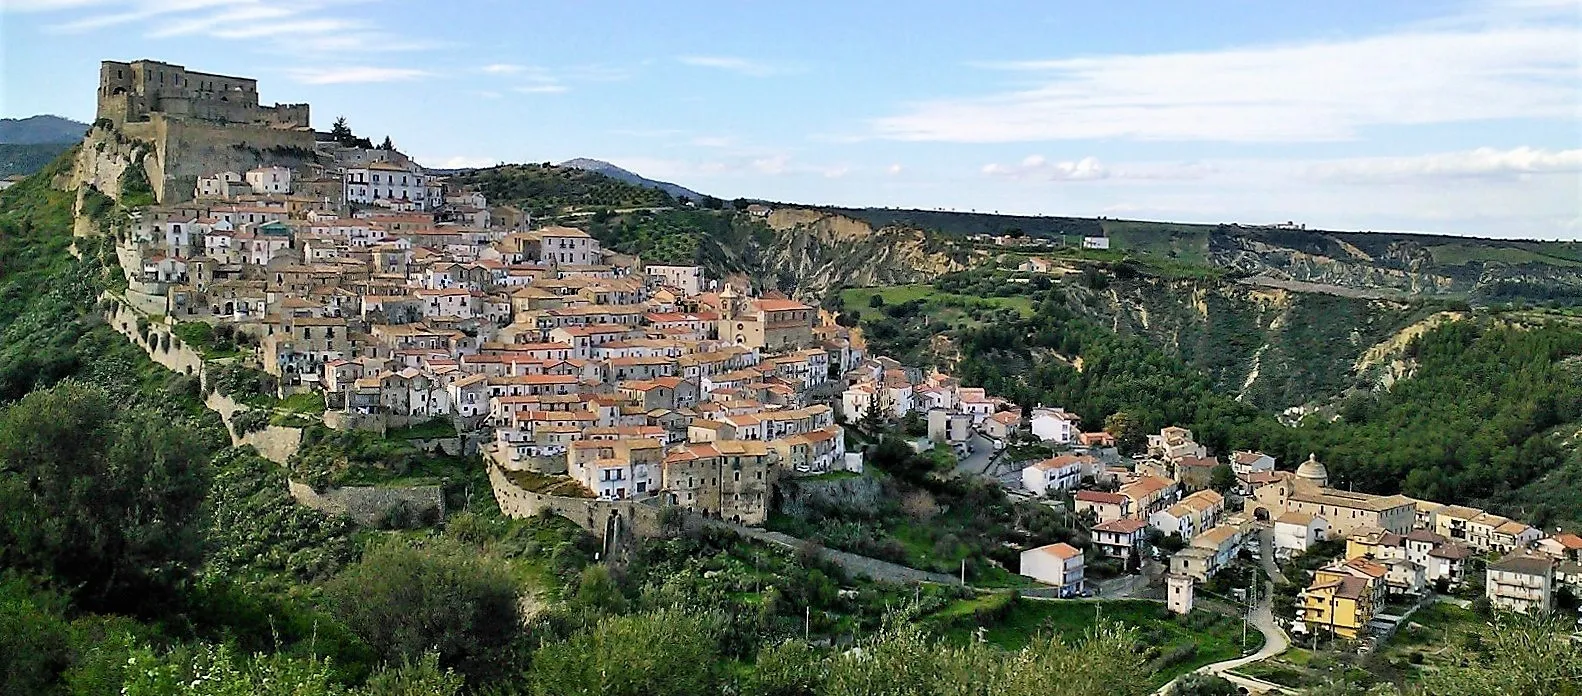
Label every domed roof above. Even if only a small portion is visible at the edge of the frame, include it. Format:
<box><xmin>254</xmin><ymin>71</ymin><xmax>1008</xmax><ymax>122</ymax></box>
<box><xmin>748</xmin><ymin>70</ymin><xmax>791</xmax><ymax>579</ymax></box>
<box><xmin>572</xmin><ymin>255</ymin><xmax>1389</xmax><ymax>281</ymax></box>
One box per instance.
<box><xmin>1295</xmin><ymin>453</ymin><xmax>1328</xmax><ymax>484</ymax></box>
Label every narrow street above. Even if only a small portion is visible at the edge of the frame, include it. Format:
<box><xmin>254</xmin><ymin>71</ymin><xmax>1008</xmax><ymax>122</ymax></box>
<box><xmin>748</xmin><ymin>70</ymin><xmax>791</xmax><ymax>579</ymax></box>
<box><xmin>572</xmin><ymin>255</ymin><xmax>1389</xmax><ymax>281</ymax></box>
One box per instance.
<box><xmin>952</xmin><ymin>433</ymin><xmax>999</xmax><ymax>477</ymax></box>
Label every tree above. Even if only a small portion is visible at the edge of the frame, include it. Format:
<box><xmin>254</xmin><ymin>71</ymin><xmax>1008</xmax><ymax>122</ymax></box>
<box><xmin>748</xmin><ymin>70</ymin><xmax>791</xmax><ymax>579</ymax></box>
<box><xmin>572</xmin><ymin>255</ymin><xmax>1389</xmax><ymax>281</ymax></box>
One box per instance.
<box><xmin>529</xmin><ymin>608</ymin><xmax>721</xmax><ymax>696</ymax></box>
<box><xmin>1209</xmin><ymin>464</ymin><xmax>1237</xmax><ymax>493</ymax></box>
<box><xmin>324</xmin><ymin>537</ymin><xmax>520</xmax><ymax>683</ymax></box>
<box><xmin>1167</xmin><ymin>673</ymin><xmax>1239</xmax><ymax>696</ymax></box>
<box><xmin>1420</xmin><ymin>615</ymin><xmax>1582</xmax><ymax>696</ymax></box>
<box><xmin>0</xmin><ymin>382</ymin><xmax>210</xmax><ymax>610</ymax></box>
<box><xmin>379</xmin><ymin>136</ymin><xmax>394</xmax><ymax>151</ymax></box>
<box><xmin>1104</xmin><ymin>411</ymin><xmax>1145</xmax><ymax>454</ymax></box>
<box><xmin>868</xmin><ymin>294</ymin><xmax>886</xmax><ymax>308</ymax></box>
<box><xmin>0</xmin><ymin>574</ymin><xmax>73</xmax><ymax>696</ymax></box>
<box><xmin>331</xmin><ymin>116</ymin><xmax>354</xmax><ymax>144</ymax></box>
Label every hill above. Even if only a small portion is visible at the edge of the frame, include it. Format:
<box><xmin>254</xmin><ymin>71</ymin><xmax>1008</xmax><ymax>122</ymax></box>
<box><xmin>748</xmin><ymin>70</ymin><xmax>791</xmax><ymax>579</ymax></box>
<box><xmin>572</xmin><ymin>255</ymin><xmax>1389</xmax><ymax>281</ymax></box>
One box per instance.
<box><xmin>451</xmin><ymin>162</ymin><xmax>676</xmax><ymax>217</ymax></box>
<box><xmin>0</xmin><ymin>115</ymin><xmax>88</xmax><ymax>178</ymax></box>
<box><xmin>559</xmin><ymin>157</ymin><xmax>705</xmax><ymax>202</ymax></box>
<box><xmin>0</xmin><ymin>115</ymin><xmax>87</xmax><ymax>144</ymax></box>
<box><xmin>0</xmin><ymin>142</ymin><xmax>75</xmax><ymax>178</ymax></box>
<box><xmin>754</xmin><ymin>206</ymin><xmax>1582</xmax><ymax>304</ymax></box>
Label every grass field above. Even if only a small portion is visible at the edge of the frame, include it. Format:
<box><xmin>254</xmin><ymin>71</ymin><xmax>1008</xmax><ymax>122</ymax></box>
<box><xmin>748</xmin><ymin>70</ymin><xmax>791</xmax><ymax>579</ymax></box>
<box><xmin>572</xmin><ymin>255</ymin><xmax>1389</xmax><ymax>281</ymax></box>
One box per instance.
<box><xmin>1428</xmin><ymin>243</ymin><xmax>1582</xmax><ymax>267</ymax></box>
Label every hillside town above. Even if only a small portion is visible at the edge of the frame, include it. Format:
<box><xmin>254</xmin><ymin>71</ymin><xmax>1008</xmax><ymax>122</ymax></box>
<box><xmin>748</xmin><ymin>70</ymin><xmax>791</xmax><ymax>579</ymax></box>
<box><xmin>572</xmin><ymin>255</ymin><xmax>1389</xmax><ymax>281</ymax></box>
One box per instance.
<box><xmin>103</xmin><ymin>61</ymin><xmax>1581</xmax><ymax>648</ymax></box>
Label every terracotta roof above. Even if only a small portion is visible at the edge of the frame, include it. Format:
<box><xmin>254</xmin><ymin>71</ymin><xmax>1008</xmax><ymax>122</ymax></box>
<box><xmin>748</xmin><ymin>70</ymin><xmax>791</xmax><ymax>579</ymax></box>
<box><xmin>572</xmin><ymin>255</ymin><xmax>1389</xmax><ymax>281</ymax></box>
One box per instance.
<box><xmin>1028</xmin><ymin>542</ymin><xmax>1082</xmax><ymax>561</ymax></box>
<box><xmin>1092</xmin><ymin>518</ymin><xmax>1149</xmax><ymax>534</ymax></box>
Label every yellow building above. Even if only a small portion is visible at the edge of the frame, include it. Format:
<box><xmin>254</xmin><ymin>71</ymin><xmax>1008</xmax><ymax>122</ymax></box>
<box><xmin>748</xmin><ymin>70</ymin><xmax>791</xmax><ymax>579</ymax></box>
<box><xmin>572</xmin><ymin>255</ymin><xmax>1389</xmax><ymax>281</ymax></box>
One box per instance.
<box><xmin>1301</xmin><ymin>574</ymin><xmax>1376</xmax><ymax>640</ymax></box>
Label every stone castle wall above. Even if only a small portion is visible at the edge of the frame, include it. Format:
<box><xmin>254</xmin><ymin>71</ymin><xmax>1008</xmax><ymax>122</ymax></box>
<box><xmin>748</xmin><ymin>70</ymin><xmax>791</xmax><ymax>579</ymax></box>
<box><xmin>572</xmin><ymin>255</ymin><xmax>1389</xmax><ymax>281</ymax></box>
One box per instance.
<box><xmin>489</xmin><ymin>463</ymin><xmax>663</xmax><ymax>541</ymax></box>
<box><xmin>145</xmin><ymin>116</ymin><xmax>316</xmax><ymax>203</ymax></box>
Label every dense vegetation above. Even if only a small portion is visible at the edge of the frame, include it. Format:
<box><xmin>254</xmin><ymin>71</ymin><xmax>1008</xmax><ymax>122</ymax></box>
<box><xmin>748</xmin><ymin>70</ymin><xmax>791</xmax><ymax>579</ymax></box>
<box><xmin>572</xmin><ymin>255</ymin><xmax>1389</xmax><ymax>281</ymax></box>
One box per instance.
<box><xmin>453</xmin><ymin>163</ymin><xmax>674</xmax><ymax>217</ymax></box>
<box><xmin>0</xmin><ymin>142</ymin><xmax>74</xmax><ymax>177</ymax></box>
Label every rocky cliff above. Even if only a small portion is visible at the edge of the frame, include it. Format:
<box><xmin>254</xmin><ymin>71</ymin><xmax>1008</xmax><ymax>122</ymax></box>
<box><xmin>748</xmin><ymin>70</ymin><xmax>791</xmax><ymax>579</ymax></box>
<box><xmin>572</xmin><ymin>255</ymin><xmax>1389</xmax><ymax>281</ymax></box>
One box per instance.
<box><xmin>754</xmin><ymin>208</ymin><xmax>976</xmax><ymax>295</ymax></box>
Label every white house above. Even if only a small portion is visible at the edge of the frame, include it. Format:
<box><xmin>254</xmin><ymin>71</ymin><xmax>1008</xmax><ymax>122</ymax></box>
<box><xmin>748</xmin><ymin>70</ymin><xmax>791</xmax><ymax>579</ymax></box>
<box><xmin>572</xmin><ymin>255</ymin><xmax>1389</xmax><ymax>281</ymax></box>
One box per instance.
<box><xmin>196</xmin><ymin>171</ymin><xmax>243</xmax><ymax>198</ymax></box>
<box><xmin>1020</xmin><ymin>542</ymin><xmax>1085</xmax><ymax>596</ymax></box>
<box><xmin>1091</xmin><ymin>518</ymin><xmax>1149</xmax><ymax>563</ymax></box>
<box><xmin>646</xmin><ymin>264</ymin><xmax>707</xmax><ymax>295</ymax></box>
<box><xmin>246</xmin><ymin>165</ymin><xmax>292</xmax><ymax>195</ymax></box>
<box><xmin>1022</xmin><ymin>454</ymin><xmax>1088</xmax><ymax>496</ymax></box>
<box><xmin>539</xmin><ymin>226</ymin><xmax>602</xmax><ymax>266</ymax></box>
<box><xmin>1274</xmin><ymin>512</ymin><xmax>1331</xmax><ymax>559</ymax></box>
<box><xmin>1082</xmin><ymin>236</ymin><xmax>1111</xmax><ymax>250</ymax></box>
<box><xmin>1487</xmin><ymin>553</ymin><xmax>1554</xmax><ymax>614</ymax></box>
<box><xmin>1030</xmin><ymin>407</ymin><xmax>1081</xmax><ymax>444</ymax></box>
<box><xmin>345</xmin><ymin>162</ymin><xmax>429</xmax><ymax>209</ymax></box>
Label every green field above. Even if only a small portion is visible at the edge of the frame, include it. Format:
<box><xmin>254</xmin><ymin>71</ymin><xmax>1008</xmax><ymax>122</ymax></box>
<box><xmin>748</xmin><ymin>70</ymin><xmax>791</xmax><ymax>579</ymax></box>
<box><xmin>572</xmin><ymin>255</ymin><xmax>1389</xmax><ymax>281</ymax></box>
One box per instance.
<box><xmin>1428</xmin><ymin>242</ymin><xmax>1582</xmax><ymax>267</ymax></box>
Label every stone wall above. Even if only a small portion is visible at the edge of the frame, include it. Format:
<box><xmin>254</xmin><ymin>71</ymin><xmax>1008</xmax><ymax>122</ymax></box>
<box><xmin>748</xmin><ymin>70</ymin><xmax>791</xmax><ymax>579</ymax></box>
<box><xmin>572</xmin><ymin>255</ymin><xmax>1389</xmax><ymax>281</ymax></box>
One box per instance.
<box><xmin>152</xmin><ymin>116</ymin><xmax>316</xmax><ymax>203</ymax></box>
<box><xmin>288</xmin><ymin>480</ymin><xmax>445</xmax><ymax>527</ymax></box>
<box><xmin>489</xmin><ymin>463</ymin><xmax>662</xmax><ymax>541</ymax></box>
<box><xmin>107</xmin><ymin>300</ymin><xmax>205</xmax><ymax>376</ymax></box>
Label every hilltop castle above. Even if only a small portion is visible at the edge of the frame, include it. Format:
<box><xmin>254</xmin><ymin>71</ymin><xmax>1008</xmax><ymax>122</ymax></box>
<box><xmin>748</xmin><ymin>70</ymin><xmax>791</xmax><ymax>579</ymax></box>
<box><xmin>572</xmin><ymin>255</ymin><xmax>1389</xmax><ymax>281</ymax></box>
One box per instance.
<box><xmin>90</xmin><ymin>59</ymin><xmax>316</xmax><ymax>204</ymax></box>
<box><xmin>97</xmin><ymin>60</ymin><xmax>309</xmax><ymax>129</ymax></box>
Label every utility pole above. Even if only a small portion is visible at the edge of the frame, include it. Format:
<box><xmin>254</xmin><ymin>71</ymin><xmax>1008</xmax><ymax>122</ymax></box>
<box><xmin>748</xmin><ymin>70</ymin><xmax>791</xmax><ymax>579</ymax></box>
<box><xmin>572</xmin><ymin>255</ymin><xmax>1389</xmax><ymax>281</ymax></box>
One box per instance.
<box><xmin>805</xmin><ymin>606</ymin><xmax>810</xmax><ymax>639</ymax></box>
<box><xmin>961</xmin><ymin>558</ymin><xmax>966</xmax><ymax>586</ymax></box>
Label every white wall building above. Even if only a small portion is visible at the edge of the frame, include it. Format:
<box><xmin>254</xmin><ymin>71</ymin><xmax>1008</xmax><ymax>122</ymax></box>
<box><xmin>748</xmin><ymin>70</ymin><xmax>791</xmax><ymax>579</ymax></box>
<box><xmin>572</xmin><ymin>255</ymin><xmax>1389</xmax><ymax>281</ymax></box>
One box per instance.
<box><xmin>246</xmin><ymin>165</ymin><xmax>292</xmax><ymax>194</ymax></box>
<box><xmin>1030</xmin><ymin>407</ymin><xmax>1081</xmax><ymax>444</ymax></box>
<box><xmin>1020</xmin><ymin>542</ymin><xmax>1085</xmax><ymax>596</ymax></box>
<box><xmin>345</xmin><ymin>162</ymin><xmax>429</xmax><ymax>209</ymax></box>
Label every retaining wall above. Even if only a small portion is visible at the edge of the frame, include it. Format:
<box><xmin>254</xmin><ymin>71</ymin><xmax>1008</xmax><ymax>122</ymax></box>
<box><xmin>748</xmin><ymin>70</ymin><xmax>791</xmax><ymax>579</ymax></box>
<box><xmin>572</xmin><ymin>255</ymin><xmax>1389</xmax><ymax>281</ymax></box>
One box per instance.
<box><xmin>288</xmin><ymin>480</ymin><xmax>445</xmax><ymax>527</ymax></box>
<box><xmin>489</xmin><ymin>463</ymin><xmax>662</xmax><ymax>540</ymax></box>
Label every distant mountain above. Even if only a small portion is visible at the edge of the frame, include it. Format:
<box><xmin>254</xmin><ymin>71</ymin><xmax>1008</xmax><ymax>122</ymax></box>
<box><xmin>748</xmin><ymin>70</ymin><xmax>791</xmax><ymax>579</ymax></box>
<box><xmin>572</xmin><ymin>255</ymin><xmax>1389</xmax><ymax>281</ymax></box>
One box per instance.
<box><xmin>0</xmin><ymin>115</ymin><xmax>88</xmax><ymax>145</ymax></box>
<box><xmin>558</xmin><ymin>158</ymin><xmax>705</xmax><ymax>202</ymax></box>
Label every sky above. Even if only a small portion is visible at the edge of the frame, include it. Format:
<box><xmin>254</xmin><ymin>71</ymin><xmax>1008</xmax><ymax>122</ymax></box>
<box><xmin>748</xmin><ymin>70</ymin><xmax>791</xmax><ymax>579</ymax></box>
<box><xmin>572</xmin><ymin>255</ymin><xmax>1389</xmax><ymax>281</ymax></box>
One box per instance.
<box><xmin>1</xmin><ymin>0</ymin><xmax>1579</xmax><ymax>240</ymax></box>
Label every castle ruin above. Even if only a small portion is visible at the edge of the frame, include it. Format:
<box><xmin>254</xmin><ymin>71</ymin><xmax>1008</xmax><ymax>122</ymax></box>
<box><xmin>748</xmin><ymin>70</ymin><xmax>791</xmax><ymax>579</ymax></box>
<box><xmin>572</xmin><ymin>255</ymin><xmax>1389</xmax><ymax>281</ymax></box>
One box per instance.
<box><xmin>98</xmin><ymin>60</ymin><xmax>310</xmax><ymax>129</ymax></box>
<box><xmin>92</xmin><ymin>59</ymin><xmax>317</xmax><ymax>204</ymax></box>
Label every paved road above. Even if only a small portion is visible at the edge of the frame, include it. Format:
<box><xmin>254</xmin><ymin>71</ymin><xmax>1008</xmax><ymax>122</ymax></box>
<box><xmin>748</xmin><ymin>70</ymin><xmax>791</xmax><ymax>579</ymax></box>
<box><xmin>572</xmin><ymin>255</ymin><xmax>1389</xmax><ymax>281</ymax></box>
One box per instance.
<box><xmin>1257</xmin><ymin>527</ymin><xmax>1289</xmax><ymax>585</ymax></box>
<box><xmin>1155</xmin><ymin>579</ymin><xmax>1294</xmax><ymax>695</ymax></box>
<box><xmin>953</xmin><ymin>433</ymin><xmax>999</xmax><ymax>477</ymax></box>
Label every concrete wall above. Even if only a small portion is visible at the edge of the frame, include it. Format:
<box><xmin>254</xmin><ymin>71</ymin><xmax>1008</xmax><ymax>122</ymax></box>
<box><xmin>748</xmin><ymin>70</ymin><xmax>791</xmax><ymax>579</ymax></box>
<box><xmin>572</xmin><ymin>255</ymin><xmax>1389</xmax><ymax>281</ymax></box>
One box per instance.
<box><xmin>489</xmin><ymin>463</ymin><xmax>663</xmax><ymax>541</ymax></box>
<box><xmin>288</xmin><ymin>480</ymin><xmax>444</xmax><ymax>527</ymax></box>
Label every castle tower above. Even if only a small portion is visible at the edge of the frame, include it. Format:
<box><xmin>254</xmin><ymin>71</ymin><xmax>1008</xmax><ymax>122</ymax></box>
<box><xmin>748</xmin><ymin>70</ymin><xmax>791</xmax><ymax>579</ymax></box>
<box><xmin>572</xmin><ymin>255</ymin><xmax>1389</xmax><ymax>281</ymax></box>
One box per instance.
<box><xmin>1167</xmin><ymin>574</ymin><xmax>1195</xmax><ymax>615</ymax></box>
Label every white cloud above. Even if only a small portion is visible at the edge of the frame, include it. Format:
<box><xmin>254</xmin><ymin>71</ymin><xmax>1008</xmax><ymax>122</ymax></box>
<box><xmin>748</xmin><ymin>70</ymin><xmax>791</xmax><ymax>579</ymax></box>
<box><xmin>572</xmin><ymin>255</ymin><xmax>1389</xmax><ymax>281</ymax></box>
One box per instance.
<box><xmin>289</xmin><ymin>66</ymin><xmax>430</xmax><ymax>84</ymax></box>
<box><xmin>874</xmin><ymin>23</ymin><xmax>1580</xmax><ymax>143</ymax></box>
<box><xmin>751</xmin><ymin>154</ymin><xmax>789</xmax><ymax>175</ymax></box>
<box><xmin>513</xmin><ymin>84</ymin><xmax>568</xmax><ymax>94</ymax></box>
<box><xmin>34</xmin><ymin>0</ymin><xmax>426</xmax><ymax>55</ymax></box>
<box><xmin>886</xmin><ymin>163</ymin><xmax>903</xmax><ymax>175</ymax></box>
<box><xmin>481</xmin><ymin>63</ymin><xmax>526</xmax><ymax>74</ymax></box>
<box><xmin>1307</xmin><ymin>147</ymin><xmax>1582</xmax><ymax>183</ymax></box>
<box><xmin>690</xmin><ymin>135</ymin><xmax>736</xmax><ymax>148</ymax></box>
<box><xmin>678</xmin><ymin>55</ymin><xmax>789</xmax><ymax>77</ymax></box>
<box><xmin>0</xmin><ymin>0</ymin><xmax>113</xmax><ymax>10</ymax></box>
<box><xmin>423</xmin><ymin>155</ymin><xmax>499</xmax><ymax>169</ymax></box>
<box><xmin>822</xmin><ymin>165</ymin><xmax>850</xmax><ymax>179</ymax></box>
<box><xmin>983</xmin><ymin>155</ymin><xmax>1108</xmax><ymax>181</ymax></box>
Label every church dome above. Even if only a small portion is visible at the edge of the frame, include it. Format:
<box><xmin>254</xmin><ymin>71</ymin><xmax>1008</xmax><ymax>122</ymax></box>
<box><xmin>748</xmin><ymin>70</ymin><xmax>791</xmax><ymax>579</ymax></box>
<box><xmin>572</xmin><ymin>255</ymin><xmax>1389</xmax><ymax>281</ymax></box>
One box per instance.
<box><xmin>1295</xmin><ymin>453</ymin><xmax>1328</xmax><ymax>486</ymax></box>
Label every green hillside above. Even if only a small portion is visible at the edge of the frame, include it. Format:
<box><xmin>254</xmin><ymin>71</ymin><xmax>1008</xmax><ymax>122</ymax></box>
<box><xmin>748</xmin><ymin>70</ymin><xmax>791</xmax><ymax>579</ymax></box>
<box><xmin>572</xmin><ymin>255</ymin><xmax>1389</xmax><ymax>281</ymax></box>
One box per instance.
<box><xmin>452</xmin><ymin>162</ymin><xmax>675</xmax><ymax>217</ymax></box>
<box><xmin>0</xmin><ymin>142</ymin><xmax>74</xmax><ymax>178</ymax></box>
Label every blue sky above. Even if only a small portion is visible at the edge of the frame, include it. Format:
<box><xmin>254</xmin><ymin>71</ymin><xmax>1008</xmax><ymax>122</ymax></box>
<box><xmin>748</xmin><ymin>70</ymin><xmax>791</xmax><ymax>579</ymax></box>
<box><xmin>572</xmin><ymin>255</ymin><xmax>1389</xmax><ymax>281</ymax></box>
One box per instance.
<box><xmin>2</xmin><ymin>0</ymin><xmax>1579</xmax><ymax>239</ymax></box>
